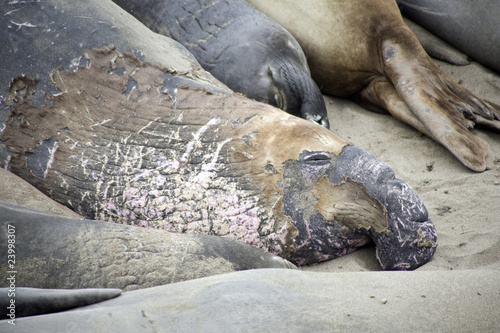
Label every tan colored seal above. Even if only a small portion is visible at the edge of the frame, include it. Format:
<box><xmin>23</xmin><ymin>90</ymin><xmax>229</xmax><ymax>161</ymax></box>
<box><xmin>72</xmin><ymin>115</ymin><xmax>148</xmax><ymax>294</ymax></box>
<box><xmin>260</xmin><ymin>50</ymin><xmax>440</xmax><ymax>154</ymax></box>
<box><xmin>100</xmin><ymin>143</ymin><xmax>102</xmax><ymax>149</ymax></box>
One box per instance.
<box><xmin>246</xmin><ymin>0</ymin><xmax>500</xmax><ymax>171</ymax></box>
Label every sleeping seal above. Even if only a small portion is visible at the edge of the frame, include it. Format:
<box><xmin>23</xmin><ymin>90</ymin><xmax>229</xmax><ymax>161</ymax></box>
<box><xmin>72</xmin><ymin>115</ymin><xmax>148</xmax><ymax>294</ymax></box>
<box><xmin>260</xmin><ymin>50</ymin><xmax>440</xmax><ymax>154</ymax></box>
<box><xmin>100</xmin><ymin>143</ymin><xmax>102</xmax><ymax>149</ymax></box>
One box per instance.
<box><xmin>112</xmin><ymin>0</ymin><xmax>329</xmax><ymax>127</ymax></box>
<box><xmin>0</xmin><ymin>0</ymin><xmax>436</xmax><ymax>270</ymax></box>
<box><xmin>245</xmin><ymin>0</ymin><xmax>500</xmax><ymax>172</ymax></box>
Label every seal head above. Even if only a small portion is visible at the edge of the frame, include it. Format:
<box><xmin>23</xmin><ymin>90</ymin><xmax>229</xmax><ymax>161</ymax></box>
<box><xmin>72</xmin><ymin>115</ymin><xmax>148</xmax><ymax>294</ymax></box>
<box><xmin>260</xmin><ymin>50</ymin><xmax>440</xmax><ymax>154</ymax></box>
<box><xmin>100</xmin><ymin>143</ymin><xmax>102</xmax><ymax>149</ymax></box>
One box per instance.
<box><xmin>241</xmin><ymin>116</ymin><xmax>437</xmax><ymax>269</ymax></box>
<box><xmin>112</xmin><ymin>0</ymin><xmax>329</xmax><ymax>128</ymax></box>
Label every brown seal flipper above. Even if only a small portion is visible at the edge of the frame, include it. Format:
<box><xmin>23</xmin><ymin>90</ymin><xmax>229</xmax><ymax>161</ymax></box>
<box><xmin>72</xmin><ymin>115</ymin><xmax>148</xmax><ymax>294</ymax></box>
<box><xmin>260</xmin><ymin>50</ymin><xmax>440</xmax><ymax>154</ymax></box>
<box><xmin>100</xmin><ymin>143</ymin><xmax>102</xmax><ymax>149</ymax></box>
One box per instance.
<box><xmin>354</xmin><ymin>63</ymin><xmax>490</xmax><ymax>171</ymax></box>
<box><xmin>348</xmin><ymin>15</ymin><xmax>499</xmax><ymax>171</ymax></box>
<box><xmin>373</xmin><ymin>23</ymin><xmax>498</xmax><ymax>171</ymax></box>
<box><xmin>353</xmin><ymin>77</ymin><xmax>432</xmax><ymax>138</ymax></box>
<box><xmin>244</xmin><ymin>0</ymin><xmax>500</xmax><ymax>172</ymax></box>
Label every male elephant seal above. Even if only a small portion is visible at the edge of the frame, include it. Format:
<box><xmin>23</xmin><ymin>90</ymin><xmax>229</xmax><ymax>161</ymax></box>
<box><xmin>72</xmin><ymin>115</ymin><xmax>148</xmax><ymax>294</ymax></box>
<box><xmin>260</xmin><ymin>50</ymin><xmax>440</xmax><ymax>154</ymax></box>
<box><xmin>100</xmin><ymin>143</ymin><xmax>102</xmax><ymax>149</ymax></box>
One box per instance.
<box><xmin>111</xmin><ymin>0</ymin><xmax>329</xmax><ymax>127</ymax></box>
<box><xmin>0</xmin><ymin>0</ymin><xmax>436</xmax><ymax>269</ymax></box>
<box><xmin>397</xmin><ymin>0</ymin><xmax>500</xmax><ymax>73</ymax></box>
<box><xmin>245</xmin><ymin>0</ymin><xmax>500</xmax><ymax>172</ymax></box>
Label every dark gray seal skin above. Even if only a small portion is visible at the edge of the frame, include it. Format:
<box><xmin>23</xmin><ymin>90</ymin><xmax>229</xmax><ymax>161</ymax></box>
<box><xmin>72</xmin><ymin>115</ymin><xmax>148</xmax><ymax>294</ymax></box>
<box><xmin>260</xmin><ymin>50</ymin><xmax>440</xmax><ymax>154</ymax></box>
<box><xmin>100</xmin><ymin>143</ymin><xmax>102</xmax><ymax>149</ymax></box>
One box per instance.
<box><xmin>0</xmin><ymin>287</ymin><xmax>122</xmax><ymax>319</ymax></box>
<box><xmin>1</xmin><ymin>269</ymin><xmax>498</xmax><ymax>332</ymax></box>
<box><xmin>0</xmin><ymin>200</ymin><xmax>294</xmax><ymax>296</ymax></box>
<box><xmin>0</xmin><ymin>0</ymin><xmax>436</xmax><ymax>270</ymax></box>
<box><xmin>402</xmin><ymin>17</ymin><xmax>470</xmax><ymax>67</ymax></box>
<box><xmin>111</xmin><ymin>0</ymin><xmax>329</xmax><ymax>128</ymax></box>
<box><xmin>397</xmin><ymin>0</ymin><xmax>500</xmax><ymax>73</ymax></box>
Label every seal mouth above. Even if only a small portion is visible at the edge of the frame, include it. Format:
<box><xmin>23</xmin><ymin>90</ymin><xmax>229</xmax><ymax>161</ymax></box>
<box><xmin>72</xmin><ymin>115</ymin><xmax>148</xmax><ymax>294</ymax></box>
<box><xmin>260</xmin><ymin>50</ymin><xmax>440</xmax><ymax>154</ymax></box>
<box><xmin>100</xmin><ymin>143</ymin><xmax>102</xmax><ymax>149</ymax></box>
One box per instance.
<box><xmin>333</xmin><ymin>146</ymin><xmax>437</xmax><ymax>270</ymax></box>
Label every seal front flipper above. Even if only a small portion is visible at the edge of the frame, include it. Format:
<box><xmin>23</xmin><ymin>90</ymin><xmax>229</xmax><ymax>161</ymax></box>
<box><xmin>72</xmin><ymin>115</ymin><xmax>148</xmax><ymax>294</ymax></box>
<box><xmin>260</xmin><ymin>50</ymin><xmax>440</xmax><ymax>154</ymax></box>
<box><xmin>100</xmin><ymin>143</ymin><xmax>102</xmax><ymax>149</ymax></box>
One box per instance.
<box><xmin>0</xmin><ymin>287</ymin><xmax>122</xmax><ymax>318</ymax></box>
<box><xmin>354</xmin><ymin>76</ymin><xmax>490</xmax><ymax>171</ymax></box>
<box><xmin>379</xmin><ymin>25</ymin><xmax>499</xmax><ymax>171</ymax></box>
<box><xmin>354</xmin><ymin>76</ymin><xmax>432</xmax><ymax>138</ymax></box>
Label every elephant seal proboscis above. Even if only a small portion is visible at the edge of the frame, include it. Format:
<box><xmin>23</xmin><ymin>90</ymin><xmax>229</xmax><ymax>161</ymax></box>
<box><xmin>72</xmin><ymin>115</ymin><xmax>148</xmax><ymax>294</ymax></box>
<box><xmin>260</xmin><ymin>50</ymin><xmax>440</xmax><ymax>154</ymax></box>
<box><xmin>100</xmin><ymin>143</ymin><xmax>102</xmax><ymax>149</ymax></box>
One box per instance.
<box><xmin>245</xmin><ymin>0</ymin><xmax>500</xmax><ymax>172</ymax></box>
<box><xmin>111</xmin><ymin>0</ymin><xmax>329</xmax><ymax>127</ymax></box>
<box><xmin>397</xmin><ymin>0</ymin><xmax>500</xmax><ymax>73</ymax></box>
<box><xmin>0</xmin><ymin>0</ymin><xmax>436</xmax><ymax>270</ymax></box>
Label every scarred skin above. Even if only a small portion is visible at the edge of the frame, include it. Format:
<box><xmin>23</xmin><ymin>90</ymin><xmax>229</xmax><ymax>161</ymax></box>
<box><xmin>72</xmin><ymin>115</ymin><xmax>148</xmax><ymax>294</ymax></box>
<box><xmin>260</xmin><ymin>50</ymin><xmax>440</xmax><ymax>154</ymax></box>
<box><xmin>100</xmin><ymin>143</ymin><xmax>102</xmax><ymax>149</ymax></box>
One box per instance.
<box><xmin>245</xmin><ymin>0</ymin><xmax>500</xmax><ymax>172</ymax></box>
<box><xmin>0</xmin><ymin>0</ymin><xmax>436</xmax><ymax>270</ymax></box>
<box><xmin>112</xmin><ymin>0</ymin><xmax>329</xmax><ymax>127</ymax></box>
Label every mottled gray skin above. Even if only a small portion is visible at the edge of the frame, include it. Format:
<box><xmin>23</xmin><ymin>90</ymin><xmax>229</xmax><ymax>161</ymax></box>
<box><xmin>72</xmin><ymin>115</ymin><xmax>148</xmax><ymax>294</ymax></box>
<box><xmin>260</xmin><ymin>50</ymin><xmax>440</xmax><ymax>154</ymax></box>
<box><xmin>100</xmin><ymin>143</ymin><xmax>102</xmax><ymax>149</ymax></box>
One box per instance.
<box><xmin>112</xmin><ymin>0</ymin><xmax>329</xmax><ymax>127</ymax></box>
<box><xmin>0</xmin><ymin>0</ymin><xmax>226</xmax><ymax>126</ymax></box>
<box><xmin>0</xmin><ymin>200</ymin><xmax>293</xmax><ymax>298</ymax></box>
<box><xmin>397</xmin><ymin>0</ymin><xmax>500</xmax><ymax>73</ymax></box>
<box><xmin>0</xmin><ymin>0</ymin><xmax>436</xmax><ymax>271</ymax></box>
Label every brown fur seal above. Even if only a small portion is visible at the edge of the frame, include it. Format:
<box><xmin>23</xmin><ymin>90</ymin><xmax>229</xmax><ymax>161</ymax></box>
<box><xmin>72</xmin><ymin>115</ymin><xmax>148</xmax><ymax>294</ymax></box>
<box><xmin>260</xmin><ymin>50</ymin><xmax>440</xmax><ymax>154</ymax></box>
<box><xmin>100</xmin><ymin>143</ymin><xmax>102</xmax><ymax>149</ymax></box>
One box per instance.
<box><xmin>245</xmin><ymin>0</ymin><xmax>500</xmax><ymax>172</ymax></box>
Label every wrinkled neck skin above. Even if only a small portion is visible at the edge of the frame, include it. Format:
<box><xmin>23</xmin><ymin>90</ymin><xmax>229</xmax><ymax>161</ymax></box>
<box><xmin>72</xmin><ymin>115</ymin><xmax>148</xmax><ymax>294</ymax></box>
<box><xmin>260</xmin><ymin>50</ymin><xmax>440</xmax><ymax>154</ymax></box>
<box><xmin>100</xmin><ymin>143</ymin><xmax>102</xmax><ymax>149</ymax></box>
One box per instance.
<box><xmin>0</xmin><ymin>46</ymin><xmax>339</xmax><ymax>261</ymax></box>
<box><xmin>112</xmin><ymin>0</ymin><xmax>329</xmax><ymax>127</ymax></box>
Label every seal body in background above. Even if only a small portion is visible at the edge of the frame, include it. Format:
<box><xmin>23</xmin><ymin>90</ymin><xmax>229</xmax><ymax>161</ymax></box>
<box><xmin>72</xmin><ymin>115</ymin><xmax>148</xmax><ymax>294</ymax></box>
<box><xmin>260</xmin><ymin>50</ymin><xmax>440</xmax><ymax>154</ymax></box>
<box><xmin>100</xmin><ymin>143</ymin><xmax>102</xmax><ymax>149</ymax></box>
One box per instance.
<box><xmin>112</xmin><ymin>0</ymin><xmax>329</xmax><ymax>127</ymax></box>
<box><xmin>245</xmin><ymin>0</ymin><xmax>500</xmax><ymax>172</ymax></box>
<box><xmin>397</xmin><ymin>0</ymin><xmax>500</xmax><ymax>73</ymax></box>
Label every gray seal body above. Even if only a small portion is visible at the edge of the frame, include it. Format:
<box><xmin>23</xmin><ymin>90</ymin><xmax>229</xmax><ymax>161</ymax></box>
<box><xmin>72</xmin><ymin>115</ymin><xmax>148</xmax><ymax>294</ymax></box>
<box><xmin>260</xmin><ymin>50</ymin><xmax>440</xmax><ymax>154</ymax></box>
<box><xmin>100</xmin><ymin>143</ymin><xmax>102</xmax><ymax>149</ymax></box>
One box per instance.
<box><xmin>397</xmin><ymin>0</ymin><xmax>500</xmax><ymax>73</ymax></box>
<box><xmin>112</xmin><ymin>0</ymin><xmax>329</xmax><ymax>127</ymax></box>
<box><xmin>0</xmin><ymin>200</ymin><xmax>294</xmax><ymax>293</ymax></box>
